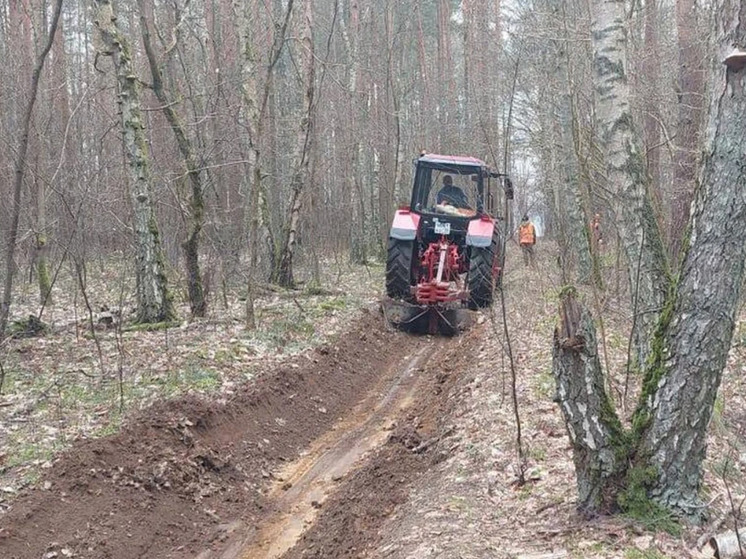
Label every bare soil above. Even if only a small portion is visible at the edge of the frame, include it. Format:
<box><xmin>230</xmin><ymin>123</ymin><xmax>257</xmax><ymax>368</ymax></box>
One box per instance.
<box><xmin>0</xmin><ymin>309</ymin><xmax>434</xmax><ymax>559</ymax></box>
<box><xmin>280</xmin><ymin>326</ymin><xmax>481</xmax><ymax>559</ymax></box>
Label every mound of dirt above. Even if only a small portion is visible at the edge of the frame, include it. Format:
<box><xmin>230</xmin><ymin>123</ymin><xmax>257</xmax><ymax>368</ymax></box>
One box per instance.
<box><xmin>0</xmin><ymin>310</ymin><xmax>414</xmax><ymax>559</ymax></box>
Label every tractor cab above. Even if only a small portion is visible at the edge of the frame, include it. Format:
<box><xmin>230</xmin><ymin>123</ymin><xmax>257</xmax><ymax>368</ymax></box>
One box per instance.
<box><xmin>385</xmin><ymin>153</ymin><xmax>513</xmax><ymax>334</ymax></box>
<box><xmin>406</xmin><ymin>154</ymin><xmax>511</xmax><ymax>251</ymax></box>
<box><xmin>410</xmin><ymin>154</ymin><xmax>511</xmax><ymax>219</ymax></box>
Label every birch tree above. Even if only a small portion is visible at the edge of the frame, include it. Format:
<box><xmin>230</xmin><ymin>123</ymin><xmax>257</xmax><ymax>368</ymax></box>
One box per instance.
<box><xmin>591</xmin><ymin>0</ymin><xmax>668</xmax><ymax>367</ymax></box>
<box><xmin>138</xmin><ymin>0</ymin><xmax>207</xmax><ymax>317</ymax></box>
<box><xmin>93</xmin><ymin>0</ymin><xmax>175</xmax><ymax>323</ymax></box>
<box><xmin>553</xmin><ymin>0</ymin><xmax>746</xmax><ymax>518</ymax></box>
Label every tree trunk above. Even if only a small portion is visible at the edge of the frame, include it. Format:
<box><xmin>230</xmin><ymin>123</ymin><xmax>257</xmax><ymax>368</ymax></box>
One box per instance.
<box><xmin>139</xmin><ymin>0</ymin><xmax>206</xmax><ymax>318</ymax></box>
<box><xmin>436</xmin><ymin>0</ymin><xmax>454</xmax><ymax>147</ymax></box>
<box><xmin>670</xmin><ymin>0</ymin><xmax>705</xmax><ymax>262</ymax></box>
<box><xmin>638</xmin><ymin>2</ymin><xmax>746</xmax><ymax>514</ymax></box>
<box><xmin>35</xmin><ymin>178</ymin><xmax>52</xmax><ymax>305</ymax></box>
<box><xmin>234</xmin><ymin>0</ymin><xmax>293</xmax><ymax>323</ymax></box>
<box><xmin>0</xmin><ymin>0</ymin><xmax>63</xmax><ymax>344</ymax></box>
<box><xmin>590</xmin><ymin>0</ymin><xmax>669</xmax><ymax>368</ymax></box>
<box><xmin>272</xmin><ymin>0</ymin><xmax>315</xmax><ymax>288</ymax></box>
<box><xmin>93</xmin><ymin>0</ymin><xmax>174</xmax><ymax>324</ymax></box>
<box><xmin>553</xmin><ymin>291</ymin><xmax>624</xmax><ymax>513</ymax></box>
<box><xmin>555</xmin><ymin>0</ymin><xmax>746</xmax><ymax>520</ymax></box>
<box><xmin>549</xmin><ymin>0</ymin><xmax>592</xmax><ymax>284</ymax></box>
<box><xmin>341</xmin><ymin>0</ymin><xmax>367</xmax><ymax>264</ymax></box>
<box><xmin>642</xmin><ymin>0</ymin><xmax>662</xmax><ymax>231</ymax></box>
<box><xmin>233</xmin><ymin>0</ymin><xmax>262</xmax><ymax>328</ymax></box>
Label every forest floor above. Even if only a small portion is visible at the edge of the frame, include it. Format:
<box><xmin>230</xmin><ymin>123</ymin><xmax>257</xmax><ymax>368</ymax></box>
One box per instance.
<box><xmin>1</xmin><ymin>243</ymin><xmax>745</xmax><ymax>559</ymax></box>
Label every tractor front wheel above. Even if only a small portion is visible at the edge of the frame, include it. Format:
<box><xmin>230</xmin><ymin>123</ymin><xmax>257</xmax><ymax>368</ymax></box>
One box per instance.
<box><xmin>386</xmin><ymin>238</ymin><xmax>415</xmax><ymax>301</ymax></box>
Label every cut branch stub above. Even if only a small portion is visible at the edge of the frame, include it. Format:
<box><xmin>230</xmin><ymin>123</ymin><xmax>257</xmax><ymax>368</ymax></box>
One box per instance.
<box><xmin>559</xmin><ymin>288</ymin><xmax>584</xmax><ymax>350</ymax></box>
<box><xmin>553</xmin><ymin>290</ymin><xmax>625</xmax><ymax>514</ymax></box>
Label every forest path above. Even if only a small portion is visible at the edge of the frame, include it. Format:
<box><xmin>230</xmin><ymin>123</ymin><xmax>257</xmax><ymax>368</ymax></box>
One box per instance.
<box><xmin>275</xmin><ymin>245</ymin><xmax>570</xmax><ymax>558</ymax></box>
<box><xmin>210</xmin><ymin>339</ymin><xmax>443</xmax><ymax>559</ymax></box>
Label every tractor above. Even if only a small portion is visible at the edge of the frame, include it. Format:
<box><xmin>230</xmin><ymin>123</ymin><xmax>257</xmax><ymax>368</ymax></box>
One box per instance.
<box><xmin>383</xmin><ymin>153</ymin><xmax>513</xmax><ymax>334</ymax></box>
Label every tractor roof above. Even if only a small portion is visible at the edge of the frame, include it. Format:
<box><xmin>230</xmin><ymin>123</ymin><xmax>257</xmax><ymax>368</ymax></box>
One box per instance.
<box><xmin>418</xmin><ymin>153</ymin><xmax>488</xmax><ymax>167</ymax></box>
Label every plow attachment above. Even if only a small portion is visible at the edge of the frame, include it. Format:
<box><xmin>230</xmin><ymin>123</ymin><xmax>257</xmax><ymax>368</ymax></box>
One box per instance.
<box><xmin>381</xmin><ymin>297</ymin><xmax>474</xmax><ymax>336</ymax></box>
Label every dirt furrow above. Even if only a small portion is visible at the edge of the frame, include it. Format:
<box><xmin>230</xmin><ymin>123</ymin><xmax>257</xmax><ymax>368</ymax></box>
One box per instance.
<box><xmin>0</xmin><ymin>310</ymin><xmax>446</xmax><ymax>559</ymax></box>
<box><xmin>279</xmin><ymin>324</ymin><xmax>483</xmax><ymax>559</ymax></box>
<box><xmin>210</xmin><ymin>341</ymin><xmax>442</xmax><ymax>559</ymax></box>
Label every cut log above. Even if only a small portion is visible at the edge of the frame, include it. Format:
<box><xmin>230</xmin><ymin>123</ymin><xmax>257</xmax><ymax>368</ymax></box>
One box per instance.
<box><xmin>709</xmin><ymin>528</ymin><xmax>746</xmax><ymax>559</ymax></box>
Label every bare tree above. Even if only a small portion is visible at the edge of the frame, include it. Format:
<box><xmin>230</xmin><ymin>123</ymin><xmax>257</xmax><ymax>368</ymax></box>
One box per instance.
<box><xmin>93</xmin><ymin>0</ymin><xmax>175</xmax><ymax>324</ymax></box>
<box><xmin>0</xmin><ymin>0</ymin><xmax>63</xmax><ymax>344</ymax></box>
<box><xmin>234</xmin><ymin>0</ymin><xmax>294</xmax><ymax>323</ymax></box>
<box><xmin>553</xmin><ymin>0</ymin><xmax>746</xmax><ymax>518</ymax></box>
<box><xmin>272</xmin><ymin>0</ymin><xmax>317</xmax><ymax>288</ymax></box>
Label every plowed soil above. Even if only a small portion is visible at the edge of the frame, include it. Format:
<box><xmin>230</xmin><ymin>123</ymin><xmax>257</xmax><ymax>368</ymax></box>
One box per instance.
<box><xmin>279</xmin><ymin>325</ymin><xmax>479</xmax><ymax>559</ymax></box>
<box><xmin>0</xmin><ymin>309</ymin><xmax>458</xmax><ymax>559</ymax></box>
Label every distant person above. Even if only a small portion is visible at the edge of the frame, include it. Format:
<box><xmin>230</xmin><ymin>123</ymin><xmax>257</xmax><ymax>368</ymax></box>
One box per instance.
<box><xmin>436</xmin><ymin>175</ymin><xmax>470</xmax><ymax>209</ymax></box>
<box><xmin>518</xmin><ymin>214</ymin><xmax>536</xmax><ymax>267</ymax></box>
<box><xmin>590</xmin><ymin>213</ymin><xmax>603</xmax><ymax>252</ymax></box>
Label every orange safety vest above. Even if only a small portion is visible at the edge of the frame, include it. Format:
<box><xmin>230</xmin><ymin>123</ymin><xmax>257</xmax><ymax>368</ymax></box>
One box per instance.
<box><xmin>519</xmin><ymin>222</ymin><xmax>535</xmax><ymax>245</ymax></box>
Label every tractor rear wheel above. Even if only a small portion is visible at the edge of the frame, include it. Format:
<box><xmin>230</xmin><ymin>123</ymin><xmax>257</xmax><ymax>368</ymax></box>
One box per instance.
<box><xmin>468</xmin><ymin>232</ymin><xmax>502</xmax><ymax>309</ymax></box>
<box><xmin>386</xmin><ymin>238</ymin><xmax>415</xmax><ymax>301</ymax></box>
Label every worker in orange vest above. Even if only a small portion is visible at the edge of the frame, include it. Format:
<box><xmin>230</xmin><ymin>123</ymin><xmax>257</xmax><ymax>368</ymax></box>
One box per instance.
<box><xmin>518</xmin><ymin>214</ymin><xmax>536</xmax><ymax>267</ymax></box>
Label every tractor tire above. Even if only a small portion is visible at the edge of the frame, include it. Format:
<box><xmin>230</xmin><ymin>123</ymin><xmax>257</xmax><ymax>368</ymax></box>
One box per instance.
<box><xmin>386</xmin><ymin>238</ymin><xmax>415</xmax><ymax>301</ymax></box>
<box><xmin>468</xmin><ymin>231</ymin><xmax>503</xmax><ymax>310</ymax></box>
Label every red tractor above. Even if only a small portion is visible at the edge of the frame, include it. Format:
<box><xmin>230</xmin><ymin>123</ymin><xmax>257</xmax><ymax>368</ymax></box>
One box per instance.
<box><xmin>384</xmin><ymin>153</ymin><xmax>513</xmax><ymax>334</ymax></box>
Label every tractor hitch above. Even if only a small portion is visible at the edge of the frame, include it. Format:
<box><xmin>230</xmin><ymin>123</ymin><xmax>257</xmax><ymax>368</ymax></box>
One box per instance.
<box><xmin>381</xmin><ymin>297</ymin><xmax>473</xmax><ymax>336</ymax></box>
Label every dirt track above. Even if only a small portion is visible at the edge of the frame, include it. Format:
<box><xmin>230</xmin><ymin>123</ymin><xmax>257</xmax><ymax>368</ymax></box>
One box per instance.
<box><xmin>0</xmin><ymin>309</ymin><xmax>471</xmax><ymax>559</ymax></box>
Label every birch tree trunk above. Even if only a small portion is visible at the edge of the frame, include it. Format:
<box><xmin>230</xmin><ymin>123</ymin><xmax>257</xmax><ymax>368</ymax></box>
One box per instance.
<box><xmin>93</xmin><ymin>0</ymin><xmax>175</xmax><ymax>324</ymax></box>
<box><xmin>272</xmin><ymin>0</ymin><xmax>315</xmax><ymax>288</ymax></box>
<box><xmin>591</xmin><ymin>0</ymin><xmax>668</xmax><ymax>367</ymax></box>
<box><xmin>553</xmin><ymin>291</ymin><xmax>625</xmax><ymax>513</ymax></box>
<box><xmin>0</xmin><ymin>0</ymin><xmax>63</xmax><ymax>344</ymax></box>
<box><xmin>554</xmin><ymin>0</ymin><xmax>746</xmax><ymax>519</ymax></box>
<box><xmin>638</xmin><ymin>2</ymin><xmax>746</xmax><ymax>514</ymax></box>
<box><xmin>138</xmin><ymin>0</ymin><xmax>206</xmax><ymax>318</ymax></box>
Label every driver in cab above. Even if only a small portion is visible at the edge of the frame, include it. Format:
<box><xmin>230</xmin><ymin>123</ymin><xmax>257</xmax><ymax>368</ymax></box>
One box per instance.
<box><xmin>435</xmin><ymin>175</ymin><xmax>472</xmax><ymax>215</ymax></box>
